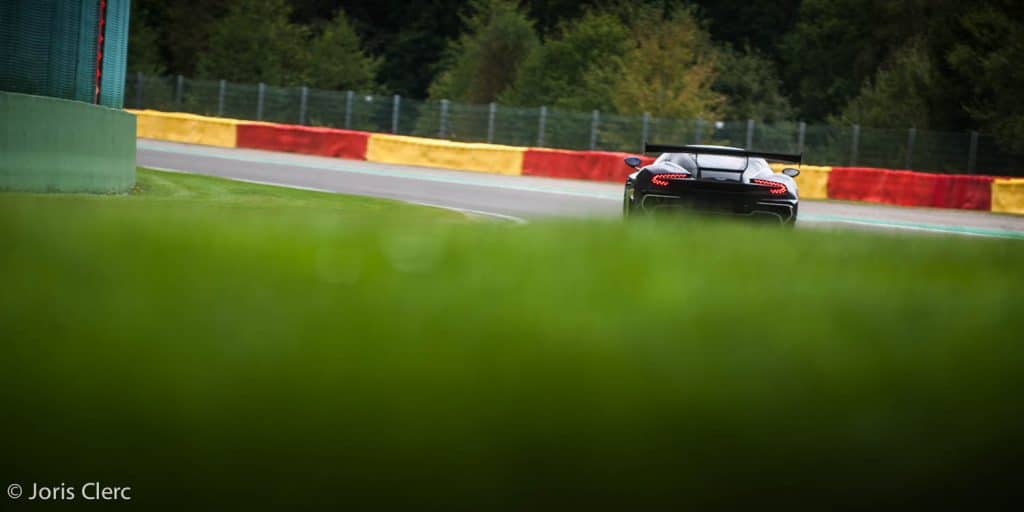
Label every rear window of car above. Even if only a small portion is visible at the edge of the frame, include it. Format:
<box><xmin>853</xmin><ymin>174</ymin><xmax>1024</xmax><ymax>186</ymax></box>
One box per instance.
<box><xmin>694</xmin><ymin>154</ymin><xmax>747</xmax><ymax>171</ymax></box>
<box><xmin>655</xmin><ymin>153</ymin><xmax>697</xmax><ymax>170</ymax></box>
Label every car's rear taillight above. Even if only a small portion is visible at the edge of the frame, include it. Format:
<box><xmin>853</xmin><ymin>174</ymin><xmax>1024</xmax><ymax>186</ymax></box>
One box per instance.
<box><xmin>651</xmin><ymin>173</ymin><xmax>692</xmax><ymax>186</ymax></box>
<box><xmin>751</xmin><ymin>178</ymin><xmax>788</xmax><ymax>195</ymax></box>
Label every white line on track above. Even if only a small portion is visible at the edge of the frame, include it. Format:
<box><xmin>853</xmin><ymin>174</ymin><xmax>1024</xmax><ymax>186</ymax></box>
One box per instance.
<box><xmin>799</xmin><ymin>215</ymin><xmax>1024</xmax><ymax>239</ymax></box>
<box><xmin>406</xmin><ymin>201</ymin><xmax>528</xmax><ymax>224</ymax></box>
<box><xmin>145</xmin><ymin>166</ymin><xmax>528</xmax><ymax>224</ymax></box>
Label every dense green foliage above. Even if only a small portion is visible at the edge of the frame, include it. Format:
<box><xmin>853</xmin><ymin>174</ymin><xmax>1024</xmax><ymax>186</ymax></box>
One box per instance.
<box><xmin>192</xmin><ymin>0</ymin><xmax>378</xmax><ymax>90</ymax></box>
<box><xmin>306</xmin><ymin>9</ymin><xmax>381</xmax><ymax>91</ymax></box>
<box><xmin>126</xmin><ymin>1</ymin><xmax>166</xmax><ymax>75</ymax></box>
<box><xmin>713</xmin><ymin>47</ymin><xmax>794</xmax><ymax>122</ymax></box>
<box><xmin>602</xmin><ymin>4</ymin><xmax>722</xmax><ymax>118</ymax></box>
<box><xmin>3</xmin><ymin>169</ymin><xmax>1023</xmax><ymax>506</ymax></box>
<box><xmin>945</xmin><ymin>2</ymin><xmax>1024</xmax><ymax>153</ymax></box>
<box><xmin>427</xmin><ymin>0</ymin><xmax>539</xmax><ymax>104</ymax></box>
<box><xmin>499</xmin><ymin>10</ymin><xmax>630</xmax><ymax>111</ymax></box>
<box><xmin>832</xmin><ymin>40</ymin><xmax>934</xmax><ymax>129</ymax></box>
<box><xmin>778</xmin><ymin>0</ymin><xmax>880</xmax><ymax>122</ymax></box>
<box><xmin>128</xmin><ymin>0</ymin><xmax>1023</xmax><ymax>149</ymax></box>
<box><xmin>195</xmin><ymin>0</ymin><xmax>313</xmax><ymax>86</ymax></box>
<box><xmin>499</xmin><ymin>4</ymin><xmax>771</xmax><ymax>120</ymax></box>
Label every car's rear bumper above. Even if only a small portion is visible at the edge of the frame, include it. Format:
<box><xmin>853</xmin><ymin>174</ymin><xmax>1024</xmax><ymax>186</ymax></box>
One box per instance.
<box><xmin>629</xmin><ymin>190</ymin><xmax>798</xmax><ymax>224</ymax></box>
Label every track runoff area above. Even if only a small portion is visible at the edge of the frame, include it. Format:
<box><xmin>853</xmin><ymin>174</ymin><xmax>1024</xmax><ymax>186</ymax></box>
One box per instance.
<box><xmin>137</xmin><ymin>139</ymin><xmax>1024</xmax><ymax>239</ymax></box>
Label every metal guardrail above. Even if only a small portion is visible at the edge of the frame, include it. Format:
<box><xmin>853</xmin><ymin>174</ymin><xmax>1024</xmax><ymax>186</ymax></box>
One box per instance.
<box><xmin>125</xmin><ymin>73</ymin><xmax>1022</xmax><ymax>176</ymax></box>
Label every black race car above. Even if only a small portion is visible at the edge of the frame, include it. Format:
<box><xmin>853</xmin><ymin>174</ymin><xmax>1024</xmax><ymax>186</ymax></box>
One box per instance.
<box><xmin>623</xmin><ymin>144</ymin><xmax>802</xmax><ymax>224</ymax></box>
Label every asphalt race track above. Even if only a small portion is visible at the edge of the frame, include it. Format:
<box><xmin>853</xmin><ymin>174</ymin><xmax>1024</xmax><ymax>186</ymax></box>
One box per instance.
<box><xmin>138</xmin><ymin>139</ymin><xmax>1024</xmax><ymax>239</ymax></box>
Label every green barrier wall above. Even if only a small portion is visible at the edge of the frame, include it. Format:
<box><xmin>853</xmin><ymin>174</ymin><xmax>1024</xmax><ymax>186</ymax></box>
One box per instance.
<box><xmin>1</xmin><ymin>91</ymin><xmax>135</xmax><ymax>193</ymax></box>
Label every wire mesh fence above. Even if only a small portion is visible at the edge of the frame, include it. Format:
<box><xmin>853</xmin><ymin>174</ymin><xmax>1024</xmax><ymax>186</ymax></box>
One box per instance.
<box><xmin>125</xmin><ymin>73</ymin><xmax>1024</xmax><ymax>176</ymax></box>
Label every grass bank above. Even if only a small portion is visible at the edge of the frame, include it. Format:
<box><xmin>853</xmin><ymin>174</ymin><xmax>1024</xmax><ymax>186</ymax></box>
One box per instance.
<box><xmin>1</xmin><ymin>168</ymin><xmax>1022</xmax><ymax>508</ymax></box>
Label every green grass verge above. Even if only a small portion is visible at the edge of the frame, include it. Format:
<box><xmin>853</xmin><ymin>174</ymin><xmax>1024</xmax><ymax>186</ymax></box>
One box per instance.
<box><xmin>132</xmin><ymin>166</ymin><xmax>468</xmax><ymax>219</ymax></box>
<box><xmin>2</xmin><ymin>168</ymin><xmax>1022</xmax><ymax>508</ymax></box>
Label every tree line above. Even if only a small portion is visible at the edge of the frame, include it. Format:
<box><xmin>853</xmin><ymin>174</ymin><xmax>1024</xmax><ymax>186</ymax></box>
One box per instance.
<box><xmin>129</xmin><ymin>0</ymin><xmax>1024</xmax><ymax>152</ymax></box>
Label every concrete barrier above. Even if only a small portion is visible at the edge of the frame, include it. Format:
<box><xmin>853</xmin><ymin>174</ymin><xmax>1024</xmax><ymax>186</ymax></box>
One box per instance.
<box><xmin>769</xmin><ymin>164</ymin><xmax>831</xmax><ymax>200</ymax></box>
<box><xmin>992</xmin><ymin>179</ymin><xmax>1024</xmax><ymax>214</ymax></box>
<box><xmin>237</xmin><ymin>123</ymin><xmax>369</xmax><ymax>160</ymax></box>
<box><xmin>829</xmin><ymin>167</ymin><xmax>994</xmax><ymax>210</ymax></box>
<box><xmin>1</xmin><ymin>91</ymin><xmax>135</xmax><ymax>193</ymax></box>
<box><xmin>130</xmin><ymin>109</ymin><xmax>240</xmax><ymax>147</ymax></box>
<box><xmin>366</xmin><ymin>134</ymin><xmax>524</xmax><ymax>175</ymax></box>
<box><xmin>523</xmin><ymin>149</ymin><xmax>655</xmax><ymax>182</ymax></box>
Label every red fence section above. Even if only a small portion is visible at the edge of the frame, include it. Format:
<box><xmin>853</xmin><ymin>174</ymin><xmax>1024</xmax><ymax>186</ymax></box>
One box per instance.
<box><xmin>829</xmin><ymin>167</ymin><xmax>994</xmax><ymax>210</ymax></box>
<box><xmin>932</xmin><ymin>174</ymin><xmax>996</xmax><ymax>210</ymax></box>
<box><xmin>237</xmin><ymin>123</ymin><xmax>369</xmax><ymax>160</ymax></box>
<box><xmin>522</xmin><ymin>148</ymin><xmax>654</xmax><ymax>182</ymax></box>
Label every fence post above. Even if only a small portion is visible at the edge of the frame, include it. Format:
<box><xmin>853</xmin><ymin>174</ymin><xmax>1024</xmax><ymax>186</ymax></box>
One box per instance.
<box><xmin>797</xmin><ymin>121</ymin><xmax>806</xmax><ymax>155</ymax></box>
<box><xmin>641</xmin><ymin>112</ymin><xmax>650</xmax><ymax>153</ymax></box>
<box><xmin>487</xmin><ymin>102</ymin><xmax>496</xmax><ymax>144</ymax></box>
<box><xmin>745</xmin><ymin>119</ymin><xmax>755</xmax><ymax>149</ymax></box>
<box><xmin>537</xmin><ymin>106</ymin><xmax>547</xmax><ymax>147</ymax></box>
<box><xmin>850</xmin><ymin>124</ymin><xmax>860</xmax><ymax>166</ymax></box>
<box><xmin>905</xmin><ymin>127</ymin><xmax>916</xmax><ymax>170</ymax></box>
<box><xmin>257</xmin><ymin>83</ymin><xmax>265</xmax><ymax>120</ymax></box>
<box><xmin>299</xmin><ymin>86</ymin><xmax>309</xmax><ymax>125</ymax></box>
<box><xmin>590</xmin><ymin>110</ymin><xmax>600</xmax><ymax>150</ymax></box>
<box><xmin>439</xmin><ymin>99</ymin><xmax>449</xmax><ymax>138</ymax></box>
<box><xmin>175</xmin><ymin>74</ymin><xmax>183</xmax><ymax>109</ymax></box>
<box><xmin>134</xmin><ymin>72</ymin><xmax>143</xmax><ymax>108</ymax></box>
<box><xmin>345</xmin><ymin>90</ymin><xmax>353</xmax><ymax>129</ymax></box>
<box><xmin>694</xmin><ymin>118</ymin><xmax>703</xmax><ymax>144</ymax></box>
<box><xmin>217</xmin><ymin>79</ymin><xmax>226</xmax><ymax>116</ymax></box>
<box><xmin>391</xmin><ymin>94</ymin><xmax>401</xmax><ymax>134</ymax></box>
<box><xmin>968</xmin><ymin>131</ymin><xmax>979</xmax><ymax>174</ymax></box>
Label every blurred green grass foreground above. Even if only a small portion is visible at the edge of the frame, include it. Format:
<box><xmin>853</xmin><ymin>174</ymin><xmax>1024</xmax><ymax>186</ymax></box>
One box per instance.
<box><xmin>1</xmin><ymin>168</ymin><xmax>1022</xmax><ymax>508</ymax></box>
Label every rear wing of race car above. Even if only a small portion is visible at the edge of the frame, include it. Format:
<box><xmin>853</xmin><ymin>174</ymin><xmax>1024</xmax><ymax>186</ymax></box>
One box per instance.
<box><xmin>643</xmin><ymin>142</ymin><xmax>802</xmax><ymax>165</ymax></box>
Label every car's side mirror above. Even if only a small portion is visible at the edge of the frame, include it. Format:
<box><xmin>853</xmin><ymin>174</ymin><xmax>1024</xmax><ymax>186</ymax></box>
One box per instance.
<box><xmin>782</xmin><ymin>167</ymin><xmax>800</xmax><ymax>178</ymax></box>
<box><xmin>624</xmin><ymin>156</ymin><xmax>642</xmax><ymax>169</ymax></box>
